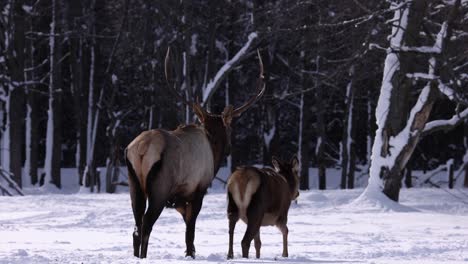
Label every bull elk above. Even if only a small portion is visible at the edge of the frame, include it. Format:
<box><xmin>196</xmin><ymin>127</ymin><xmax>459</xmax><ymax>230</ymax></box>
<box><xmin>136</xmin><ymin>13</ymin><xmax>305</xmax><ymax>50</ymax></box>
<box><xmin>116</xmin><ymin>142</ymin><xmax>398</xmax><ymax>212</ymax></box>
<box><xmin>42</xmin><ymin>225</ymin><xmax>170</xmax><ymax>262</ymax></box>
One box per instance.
<box><xmin>227</xmin><ymin>155</ymin><xmax>300</xmax><ymax>259</ymax></box>
<box><xmin>125</xmin><ymin>49</ymin><xmax>265</xmax><ymax>259</ymax></box>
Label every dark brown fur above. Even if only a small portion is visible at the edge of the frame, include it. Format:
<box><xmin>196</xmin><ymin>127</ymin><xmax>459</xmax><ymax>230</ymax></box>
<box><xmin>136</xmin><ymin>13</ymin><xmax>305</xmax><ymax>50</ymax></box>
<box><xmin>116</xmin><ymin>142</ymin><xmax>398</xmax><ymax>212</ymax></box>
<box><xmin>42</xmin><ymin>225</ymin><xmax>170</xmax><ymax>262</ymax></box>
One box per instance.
<box><xmin>227</xmin><ymin>156</ymin><xmax>299</xmax><ymax>259</ymax></box>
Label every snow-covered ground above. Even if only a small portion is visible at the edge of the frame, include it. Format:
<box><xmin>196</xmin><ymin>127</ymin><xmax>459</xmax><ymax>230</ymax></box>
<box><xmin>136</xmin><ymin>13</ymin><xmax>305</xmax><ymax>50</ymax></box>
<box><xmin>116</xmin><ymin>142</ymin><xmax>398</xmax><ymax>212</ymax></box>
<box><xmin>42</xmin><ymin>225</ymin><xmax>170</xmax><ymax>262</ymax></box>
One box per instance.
<box><xmin>1</xmin><ymin>188</ymin><xmax>467</xmax><ymax>264</ymax></box>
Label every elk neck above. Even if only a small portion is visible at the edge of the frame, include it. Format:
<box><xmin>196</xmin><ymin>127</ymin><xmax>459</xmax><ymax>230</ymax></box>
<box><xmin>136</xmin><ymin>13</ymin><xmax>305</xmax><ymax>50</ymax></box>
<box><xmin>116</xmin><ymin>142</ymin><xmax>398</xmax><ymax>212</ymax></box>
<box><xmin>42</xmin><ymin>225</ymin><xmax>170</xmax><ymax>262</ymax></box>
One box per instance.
<box><xmin>202</xmin><ymin>121</ymin><xmax>230</xmax><ymax>176</ymax></box>
<box><xmin>278</xmin><ymin>170</ymin><xmax>299</xmax><ymax>200</ymax></box>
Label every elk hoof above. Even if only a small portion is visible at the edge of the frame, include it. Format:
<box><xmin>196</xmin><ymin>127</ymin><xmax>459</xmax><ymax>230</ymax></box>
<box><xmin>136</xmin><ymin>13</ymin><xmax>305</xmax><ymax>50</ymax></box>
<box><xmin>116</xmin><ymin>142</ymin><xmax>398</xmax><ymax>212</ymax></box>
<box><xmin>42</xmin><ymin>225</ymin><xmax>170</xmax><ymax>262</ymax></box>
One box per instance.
<box><xmin>185</xmin><ymin>250</ymin><xmax>196</xmax><ymax>259</ymax></box>
<box><xmin>227</xmin><ymin>253</ymin><xmax>233</xmax><ymax>259</ymax></box>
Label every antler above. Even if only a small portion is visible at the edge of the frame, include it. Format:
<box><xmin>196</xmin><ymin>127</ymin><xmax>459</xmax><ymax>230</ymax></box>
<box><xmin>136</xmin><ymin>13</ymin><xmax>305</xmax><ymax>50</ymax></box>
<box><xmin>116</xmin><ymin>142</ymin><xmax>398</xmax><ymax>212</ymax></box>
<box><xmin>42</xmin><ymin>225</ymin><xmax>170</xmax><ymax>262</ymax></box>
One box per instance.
<box><xmin>232</xmin><ymin>49</ymin><xmax>266</xmax><ymax>117</ymax></box>
<box><xmin>165</xmin><ymin>47</ymin><xmax>194</xmax><ymax>107</ymax></box>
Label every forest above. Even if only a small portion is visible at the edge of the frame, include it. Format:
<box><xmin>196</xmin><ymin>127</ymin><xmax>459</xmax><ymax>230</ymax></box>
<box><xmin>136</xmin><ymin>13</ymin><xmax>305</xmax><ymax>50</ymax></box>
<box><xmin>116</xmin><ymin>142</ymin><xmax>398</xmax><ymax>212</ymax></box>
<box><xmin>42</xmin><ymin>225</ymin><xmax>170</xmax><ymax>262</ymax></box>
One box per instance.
<box><xmin>0</xmin><ymin>0</ymin><xmax>467</xmax><ymax>201</ymax></box>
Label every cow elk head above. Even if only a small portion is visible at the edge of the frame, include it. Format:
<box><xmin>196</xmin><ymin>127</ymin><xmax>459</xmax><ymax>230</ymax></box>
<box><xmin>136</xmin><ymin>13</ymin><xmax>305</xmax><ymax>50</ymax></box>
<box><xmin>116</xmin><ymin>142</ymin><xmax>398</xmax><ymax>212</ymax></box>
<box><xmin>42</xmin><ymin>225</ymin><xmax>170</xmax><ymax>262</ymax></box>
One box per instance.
<box><xmin>272</xmin><ymin>155</ymin><xmax>300</xmax><ymax>200</ymax></box>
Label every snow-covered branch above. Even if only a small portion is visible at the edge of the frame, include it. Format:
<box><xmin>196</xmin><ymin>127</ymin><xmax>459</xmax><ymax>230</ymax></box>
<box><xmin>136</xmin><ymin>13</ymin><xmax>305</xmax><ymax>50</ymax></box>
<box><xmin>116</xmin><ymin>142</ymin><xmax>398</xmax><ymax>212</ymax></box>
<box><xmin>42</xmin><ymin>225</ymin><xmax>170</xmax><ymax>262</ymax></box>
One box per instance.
<box><xmin>437</xmin><ymin>80</ymin><xmax>457</xmax><ymax>101</ymax></box>
<box><xmin>422</xmin><ymin>107</ymin><xmax>468</xmax><ymax>137</ymax></box>
<box><xmin>202</xmin><ymin>32</ymin><xmax>257</xmax><ymax>105</ymax></box>
<box><xmin>392</xmin><ymin>22</ymin><xmax>447</xmax><ymax>54</ymax></box>
<box><xmin>406</xmin><ymin>72</ymin><xmax>437</xmax><ymax>81</ymax></box>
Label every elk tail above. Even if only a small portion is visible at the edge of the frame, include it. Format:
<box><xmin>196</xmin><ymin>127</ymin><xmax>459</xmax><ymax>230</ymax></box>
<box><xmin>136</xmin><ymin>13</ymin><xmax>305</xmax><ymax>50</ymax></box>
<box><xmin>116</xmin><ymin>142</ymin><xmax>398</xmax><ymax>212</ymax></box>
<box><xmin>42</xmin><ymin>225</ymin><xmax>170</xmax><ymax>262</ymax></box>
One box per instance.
<box><xmin>227</xmin><ymin>167</ymin><xmax>261</xmax><ymax>220</ymax></box>
<box><xmin>125</xmin><ymin>130</ymin><xmax>166</xmax><ymax>195</ymax></box>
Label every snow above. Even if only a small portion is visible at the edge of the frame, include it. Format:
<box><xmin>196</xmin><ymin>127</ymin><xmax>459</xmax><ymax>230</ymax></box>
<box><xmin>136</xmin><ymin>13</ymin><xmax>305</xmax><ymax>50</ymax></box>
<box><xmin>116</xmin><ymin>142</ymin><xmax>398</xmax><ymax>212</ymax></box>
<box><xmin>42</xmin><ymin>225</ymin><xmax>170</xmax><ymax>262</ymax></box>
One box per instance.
<box><xmin>1</xmin><ymin>188</ymin><xmax>467</xmax><ymax>263</ymax></box>
<box><xmin>190</xmin><ymin>34</ymin><xmax>198</xmax><ymax>56</ymax></box>
<box><xmin>21</xmin><ymin>4</ymin><xmax>32</xmax><ymax>14</ymax></box>
<box><xmin>111</xmin><ymin>74</ymin><xmax>118</xmax><ymax>85</ymax></box>
<box><xmin>263</xmin><ymin>126</ymin><xmax>276</xmax><ymax>150</ymax></box>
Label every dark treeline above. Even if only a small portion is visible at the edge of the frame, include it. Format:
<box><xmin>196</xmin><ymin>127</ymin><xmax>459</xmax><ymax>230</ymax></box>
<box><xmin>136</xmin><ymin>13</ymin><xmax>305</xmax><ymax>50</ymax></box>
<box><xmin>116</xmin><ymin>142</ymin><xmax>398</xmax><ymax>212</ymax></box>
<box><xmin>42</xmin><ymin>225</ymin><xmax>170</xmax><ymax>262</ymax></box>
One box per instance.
<box><xmin>0</xmin><ymin>0</ymin><xmax>466</xmax><ymax>193</ymax></box>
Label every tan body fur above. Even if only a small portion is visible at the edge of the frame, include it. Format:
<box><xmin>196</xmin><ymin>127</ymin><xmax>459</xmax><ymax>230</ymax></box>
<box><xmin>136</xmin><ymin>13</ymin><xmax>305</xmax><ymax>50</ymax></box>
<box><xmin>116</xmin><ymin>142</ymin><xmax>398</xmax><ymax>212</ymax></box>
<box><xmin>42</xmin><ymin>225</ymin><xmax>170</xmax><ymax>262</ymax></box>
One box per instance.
<box><xmin>126</xmin><ymin>125</ymin><xmax>213</xmax><ymax>199</ymax></box>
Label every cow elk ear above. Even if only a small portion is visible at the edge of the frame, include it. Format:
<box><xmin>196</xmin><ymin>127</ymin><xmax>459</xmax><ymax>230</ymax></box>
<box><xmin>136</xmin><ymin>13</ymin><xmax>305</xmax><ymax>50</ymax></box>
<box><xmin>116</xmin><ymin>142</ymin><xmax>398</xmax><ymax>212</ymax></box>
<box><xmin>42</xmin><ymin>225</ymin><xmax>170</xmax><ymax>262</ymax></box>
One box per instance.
<box><xmin>291</xmin><ymin>155</ymin><xmax>300</xmax><ymax>174</ymax></box>
<box><xmin>272</xmin><ymin>156</ymin><xmax>281</xmax><ymax>172</ymax></box>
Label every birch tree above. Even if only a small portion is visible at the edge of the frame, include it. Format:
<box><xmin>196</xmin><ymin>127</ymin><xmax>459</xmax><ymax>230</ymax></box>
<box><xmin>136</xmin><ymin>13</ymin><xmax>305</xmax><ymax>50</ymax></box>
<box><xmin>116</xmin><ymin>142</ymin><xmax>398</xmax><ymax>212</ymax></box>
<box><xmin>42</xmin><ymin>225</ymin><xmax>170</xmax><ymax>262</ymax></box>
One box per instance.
<box><xmin>44</xmin><ymin>0</ymin><xmax>63</xmax><ymax>189</ymax></box>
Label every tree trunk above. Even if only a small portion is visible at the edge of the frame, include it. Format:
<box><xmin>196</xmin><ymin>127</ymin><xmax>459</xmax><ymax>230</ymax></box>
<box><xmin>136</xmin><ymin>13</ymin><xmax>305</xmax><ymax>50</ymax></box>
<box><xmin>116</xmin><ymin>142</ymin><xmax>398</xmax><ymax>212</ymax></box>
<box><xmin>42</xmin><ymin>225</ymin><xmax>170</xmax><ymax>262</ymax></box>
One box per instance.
<box><xmin>68</xmin><ymin>0</ymin><xmax>87</xmax><ymax>185</ymax></box>
<box><xmin>464</xmin><ymin>164</ymin><xmax>468</xmax><ymax>188</ymax></box>
<box><xmin>83</xmin><ymin>0</ymin><xmax>97</xmax><ymax>190</ymax></box>
<box><xmin>315</xmin><ymin>57</ymin><xmax>326</xmax><ymax>190</ymax></box>
<box><xmin>348</xmin><ymin>147</ymin><xmax>356</xmax><ymax>189</ymax></box>
<box><xmin>341</xmin><ymin>67</ymin><xmax>355</xmax><ymax>189</ymax></box>
<box><xmin>464</xmin><ymin>122</ymin><xmax>468</xmax><ymax>188</ymax></box>
<box><xmin>44</xmin><ymin>0</ymin><xmax>62</xmax><ymax>188</ymax></box>
<box><xmin>367</xmin><ymin>0</ymin><xmax>443</xmax><ymax>202</ymax></box>
<box><xmin>25</xmin><ymin>52</ymin><xmax>39</xmax><ymax>186</ymax></box>
<box><xmin>299</xmin><ymin>91</ymin><xmax>310</xmax><ymax>190</ymax></box>
<box><xmin>404</xmin><ymin>163</ymin><xmax>413</xmax><ymax>188</ymax></box>
<box><xmin>24</xmin><ymin>4</ymin><xmax>38</xmax><ymax>185</ymax></box>
<box><xmin>299</xmin><ymin>51</ymin><xmax>311</xmax><ymax>190</ymax></box>
<box><xmin>8</xmin><ymin>0</ymin><xmax>26</xmax><ymax>187</ymax></box>
<box><xmin>105</xmin><ymin>135</ymin><xmax>121</xmax><ymax>193</ymax></box>
<box><xmin>448</xmin><ymin>163</ymin><xmax>454</xmax><ymax>189</ymax></box>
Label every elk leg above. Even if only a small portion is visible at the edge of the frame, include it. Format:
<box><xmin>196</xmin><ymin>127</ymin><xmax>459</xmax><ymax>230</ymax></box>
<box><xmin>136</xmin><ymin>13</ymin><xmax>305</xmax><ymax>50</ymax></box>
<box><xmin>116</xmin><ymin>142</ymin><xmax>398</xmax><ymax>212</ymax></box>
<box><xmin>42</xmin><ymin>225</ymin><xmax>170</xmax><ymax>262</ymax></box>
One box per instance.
<box><xmin>254</xmin><ymin>231</ymin><xmax>261</xmax><ymax>258</ymax></box>
<box><xmin>129</xmin><ymin>182</ymin><xmax>146</xmax><ymax>257</ymax></box>
<box><xmin>127</xmin><ymin>163</ymin><xmax>146</xmax><ymax>258</ymax></box>
<box><xmin>140</xmin><ymin>187</ymin><xmax>168</xmax><ymax>258</ymax></box>
<box><xmin>227</xmin><ymin>192</ymin><xmax>239</xmax><ymax>259</ymax></box>
<box><xmin>184</xmin><ymin>191</ymin><xmax>205</xmax><ymax>258</ymax></box>
<box><xmin>241</xmin><ymin>191</ymin><xmax>263</xmax><ymax>258</ymax></box>
<box><xmin>277</xmin><ymin>223</ymin><xmax>289</xmax><ymax>257</ymax></box>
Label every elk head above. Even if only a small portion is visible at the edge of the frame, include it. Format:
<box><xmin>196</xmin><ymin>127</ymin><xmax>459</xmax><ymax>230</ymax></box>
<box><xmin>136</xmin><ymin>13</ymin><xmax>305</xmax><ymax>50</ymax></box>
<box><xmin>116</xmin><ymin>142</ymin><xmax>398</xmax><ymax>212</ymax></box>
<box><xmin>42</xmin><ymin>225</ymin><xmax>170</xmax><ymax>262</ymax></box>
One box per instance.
<box><xmin>165</xmin><ymin>48</ymin><xmax>266</xmax><ymax>157</ymax></box>
<box><xmin>272</xmin><ymin>155</ymin><xmax>300</xmax><ymax>200</ymax></box>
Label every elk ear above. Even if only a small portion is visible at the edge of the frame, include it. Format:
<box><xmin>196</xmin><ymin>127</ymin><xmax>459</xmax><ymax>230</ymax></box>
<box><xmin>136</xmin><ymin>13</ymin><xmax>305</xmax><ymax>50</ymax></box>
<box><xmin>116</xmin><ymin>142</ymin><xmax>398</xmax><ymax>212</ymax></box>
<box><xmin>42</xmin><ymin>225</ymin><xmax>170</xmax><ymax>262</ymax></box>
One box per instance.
<box><xmin>291</xmin><ymin>155</ymin><xmax>300</xmax><ymax>173</ymax></box>
<box><xmin>193</xmin><ymin>103</ymin><xmax>207</xmax><ymax>123</ymax></box>
<box><xmin>272</xmin><ymin>156</ymin><xmax>281</xmax><ymax>172</ymax></box>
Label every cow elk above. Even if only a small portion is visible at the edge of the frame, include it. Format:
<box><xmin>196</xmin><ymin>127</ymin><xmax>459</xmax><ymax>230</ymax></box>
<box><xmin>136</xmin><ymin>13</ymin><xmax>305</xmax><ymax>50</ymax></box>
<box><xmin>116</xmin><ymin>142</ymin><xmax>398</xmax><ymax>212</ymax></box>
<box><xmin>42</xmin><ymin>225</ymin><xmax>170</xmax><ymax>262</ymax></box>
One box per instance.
<box><xmin>125</xmin><ymin>49</ymin><xmax>265</xmax><ymax>258</ymax></box>
<box><xmin>227</xmin><ymin>155</ymin><xmax>300</xmax><ymax>259</ymax></box>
